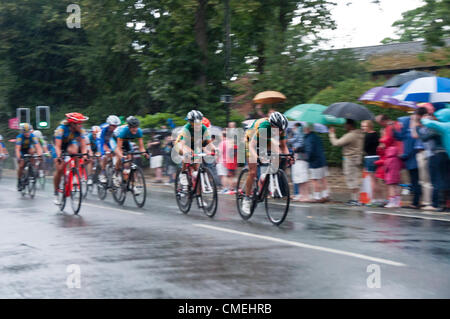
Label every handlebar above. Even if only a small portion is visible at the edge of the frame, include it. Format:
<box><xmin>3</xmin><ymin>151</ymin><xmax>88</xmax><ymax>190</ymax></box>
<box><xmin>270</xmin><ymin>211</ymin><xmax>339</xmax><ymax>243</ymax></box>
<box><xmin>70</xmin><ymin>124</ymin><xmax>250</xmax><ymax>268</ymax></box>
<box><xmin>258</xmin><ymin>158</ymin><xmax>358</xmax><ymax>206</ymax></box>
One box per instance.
<box><xmin>60</xmin><ymin>153</ymin><xmax>89</xmax><ymax>158</ymax></box>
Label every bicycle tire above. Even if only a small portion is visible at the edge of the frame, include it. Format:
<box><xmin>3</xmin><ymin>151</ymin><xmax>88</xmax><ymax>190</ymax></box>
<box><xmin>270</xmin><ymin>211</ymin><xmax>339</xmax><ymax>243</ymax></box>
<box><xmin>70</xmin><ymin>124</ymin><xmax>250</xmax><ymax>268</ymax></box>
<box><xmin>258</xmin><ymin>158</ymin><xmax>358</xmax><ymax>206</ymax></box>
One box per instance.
<box><xmin>174</xmin><ymin>168</ymin><xmax>192</xmax><ymax>214</ymax></box>
<box><xmin>70</xmin><ymin>168</ymin><xmax>83</xmax><ymax>215</ymax></box>
<box><xmin>199</xmin><ymin>167</ymin><xmax>218</xmax><ymax>218</ymax></box>
<box><xmin>112</xmin><ymin>170</ymin><xmax>126</xmax><ymax>205</ymax></box>
<box><xmin>264</xmin><ymin>169</ymin><xmax>290</xmax><ymax>226</ymax></box>
<box><xmin>20</xmin><ymin>167</ymin><xmax>29</xmax><ymax>197</ymax></box>
<box><xmin>97</xmin><ymin>182</ymin><xmax>107</xmax><ymax>200</ymax></box>
<box><xmin>235</xmin><ymin>168</ymin><xmax>255</xmax><ymax>220</ymax></box>
<box><xmin>80</xmin><ymin>164</ymin><xmax>88</xmax><ymax>200</ymax></box>
<box><xmin>130</xmin><ymin>166</ymin><xmax>147</xmax><ymax>208</ymax></box>
<box><xmin>28</xmin><ymin>165</ymin><xmax>37</xmax><ymax>198</ymax></box>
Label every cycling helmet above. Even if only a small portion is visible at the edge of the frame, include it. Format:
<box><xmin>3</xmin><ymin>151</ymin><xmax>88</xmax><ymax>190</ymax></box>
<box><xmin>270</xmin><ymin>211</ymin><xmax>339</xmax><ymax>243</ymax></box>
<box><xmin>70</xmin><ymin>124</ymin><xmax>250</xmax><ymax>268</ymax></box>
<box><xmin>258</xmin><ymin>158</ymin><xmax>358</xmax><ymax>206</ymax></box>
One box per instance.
<box><xmin>33</xmin><ymin>130</ymin><xmax>43</xmax><ymax>139</ymax></box>
<box><xmin>91</xmin><ymin>126</ymin><xmax>101</xmax><ymax>134</ymax></box>
<box><xmin>269</xmin><ymin>112</ymin><xmax>288</xmax><ymax>131</ymax></box>
<box><xmin>106</xmin><ymin>115</ymin><xmax>121</xmax><ymax>126</ymax></box>
<box><xmin>186</xmin><ymin>110</ymin><xmax>203</xmax><ymax>123</ymax></box>
<box><xmin>0</xmin><ymin>134</ymin><xmax>3</xmax><ymax>141</ymax></box>
<box><xmin>202</xmin><ymin>117</ymin><xmax>211</xmax><ymax>128</ymax></box>
<box><xmin>66</xmin><ymin>112</ymin><xmax>89</xmax><ymax>124</ymax></box>
<box><xmin>126</xmin><ymin>116</ymin><xmax>140</xmax><ymax>128</ymax></box>
<box><xmin>20</xmin><ymin>123</ymin><xmax>33</xmax><ymax>133</ymax></box>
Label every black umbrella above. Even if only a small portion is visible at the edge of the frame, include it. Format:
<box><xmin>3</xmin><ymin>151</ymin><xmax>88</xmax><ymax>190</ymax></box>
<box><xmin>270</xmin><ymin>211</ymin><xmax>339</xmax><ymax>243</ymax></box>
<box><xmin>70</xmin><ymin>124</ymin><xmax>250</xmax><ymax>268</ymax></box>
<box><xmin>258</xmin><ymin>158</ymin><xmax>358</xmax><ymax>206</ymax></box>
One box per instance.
<box><xmin>384</xmin><ymin>70</ymin><xmax>434</xmax><ymax>88</ymax></box>
<box><xmin>322</xmin><ymin>102</ymin><xmax>374</xmax><ymax>121</ymax></box>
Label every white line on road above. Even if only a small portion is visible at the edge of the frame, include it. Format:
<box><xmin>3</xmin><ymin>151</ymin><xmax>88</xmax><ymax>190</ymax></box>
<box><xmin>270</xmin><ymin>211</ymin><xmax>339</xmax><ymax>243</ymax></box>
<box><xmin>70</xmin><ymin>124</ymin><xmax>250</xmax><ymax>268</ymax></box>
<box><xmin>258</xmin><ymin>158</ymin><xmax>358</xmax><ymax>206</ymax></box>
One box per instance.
<box><xmin>193</xmin><ymin>223</ymin><xmax>407</xmax><ymax>267</ymax></box>
<box><xmin>366</xmin><ymin>210</ymin><xmax>450</xmax><ymax>222</ymax></box>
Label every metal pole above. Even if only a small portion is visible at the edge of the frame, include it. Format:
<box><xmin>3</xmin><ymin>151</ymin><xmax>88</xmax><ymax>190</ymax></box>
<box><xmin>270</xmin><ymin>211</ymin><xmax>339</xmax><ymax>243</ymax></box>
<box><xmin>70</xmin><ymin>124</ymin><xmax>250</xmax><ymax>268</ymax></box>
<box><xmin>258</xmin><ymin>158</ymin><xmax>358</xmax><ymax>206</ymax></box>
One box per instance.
<box><xmin>224</xmin><ymin>0</ymin><xmax>231</xmax><ymax>125</ymax></box>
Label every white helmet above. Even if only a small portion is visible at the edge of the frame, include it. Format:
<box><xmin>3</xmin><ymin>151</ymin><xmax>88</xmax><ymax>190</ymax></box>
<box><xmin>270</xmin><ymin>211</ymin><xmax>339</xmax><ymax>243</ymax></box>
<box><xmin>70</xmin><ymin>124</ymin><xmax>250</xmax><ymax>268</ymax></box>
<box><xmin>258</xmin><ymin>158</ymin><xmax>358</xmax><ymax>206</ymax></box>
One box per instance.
<box><xmin>33</xmin><ymin>130</ymin><xmax>43</xmax><ymax>139</ymax></box>
<box><xmin>106</xmin><ymin>115</ymin><xmax>121</xmax><ymax>126</ymax></box>
<box><xmin>186</xmin><ymin>110</ymin><xmax>203</xmax><ymax>123</ymax></box>
<box><xmin>269</xmin><ymin>112</ymin><xmax>288</xmax><ymax>131</ymax></box>
<box><xmin>0</xmin><ymin>134</ymin><xmax>3</xmax><ymax>141</ymax></box>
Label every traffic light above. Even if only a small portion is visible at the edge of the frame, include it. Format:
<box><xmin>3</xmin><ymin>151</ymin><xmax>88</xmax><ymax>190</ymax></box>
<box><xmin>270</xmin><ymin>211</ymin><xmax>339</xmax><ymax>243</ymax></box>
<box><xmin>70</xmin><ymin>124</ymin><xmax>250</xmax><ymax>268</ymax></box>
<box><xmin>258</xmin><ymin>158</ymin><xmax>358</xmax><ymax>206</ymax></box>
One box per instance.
<box><xmin>17</xmin><ymin>108</ymin><xmax>30</xmax><ymax>125</ymax></box>
<box><xmin>36</xmin><ymin>106</ymin><xmax>50</xmax><ymax>129</ymax></box>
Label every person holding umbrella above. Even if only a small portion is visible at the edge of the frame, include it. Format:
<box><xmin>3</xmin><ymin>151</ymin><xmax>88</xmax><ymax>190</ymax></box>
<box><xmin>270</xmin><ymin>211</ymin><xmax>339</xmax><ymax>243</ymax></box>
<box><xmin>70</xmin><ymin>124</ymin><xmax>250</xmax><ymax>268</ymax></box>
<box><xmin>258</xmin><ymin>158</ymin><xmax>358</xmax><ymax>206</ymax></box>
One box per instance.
<box><xmin>328</xmin><ymin>119</ymin><xmax>364</xmax><ymax>206</ymax></box>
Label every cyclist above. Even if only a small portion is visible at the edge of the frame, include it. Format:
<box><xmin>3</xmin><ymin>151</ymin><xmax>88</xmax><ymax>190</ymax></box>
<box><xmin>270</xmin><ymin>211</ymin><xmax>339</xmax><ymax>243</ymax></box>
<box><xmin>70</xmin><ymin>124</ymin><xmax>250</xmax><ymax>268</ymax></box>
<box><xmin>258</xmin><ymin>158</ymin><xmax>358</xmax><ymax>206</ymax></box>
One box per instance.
<box><xmin>86</xmin><ymin>125</ymin><xmax>102</xmax><ymax>184</ymax></box>
<box><xmin>99</xmin><ymin>115</ymin><xmax>121</xmax><ymax>183</ymax></box>
<box><xmin>112</xmin><ymin>116</ymin><xmax>149</xmax><ymax>187</ymax></box>
<box><xmin>242</xmin><ymin>111</ymin><xmax>292</xmax><ymax>215</ymax></box>
<box><xmin>53</xmin><ymin>112</ymin><xmax>89</xmax><ymax>204</ymax></box>
<box><xmin>15</xmin><ymin>123</ymin><xmax>43</xmax><ymax>190</ymax></box>
<box><xmin>32</xmin><ymin>130</ymin><xmax>50</xmax><ymax>178</ymax></box>
<box><xmin>174</xmin><ymin>110</ymin><xmax>216</xmax><ymax>207</ymax></box>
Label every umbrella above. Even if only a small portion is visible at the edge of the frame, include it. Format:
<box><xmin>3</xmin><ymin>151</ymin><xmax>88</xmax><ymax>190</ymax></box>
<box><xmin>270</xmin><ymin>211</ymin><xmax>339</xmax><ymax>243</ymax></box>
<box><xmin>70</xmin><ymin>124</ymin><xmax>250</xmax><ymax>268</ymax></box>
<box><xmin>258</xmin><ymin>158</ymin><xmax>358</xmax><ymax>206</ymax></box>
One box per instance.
<box><xmin>323</xmin><ymin>102</ymin><xmax>374</xmax><ymax>121</ymax></box>
<box><xmin>253</xmin><ymin>91</ymin><xmax>286</xmax><ymax>104</ymax></box>
<box><xmin>384</xmin><ymin>70</ymin><xmax>435</xmax><ymax>88</ymax></box>
<box><xmin>359</xmin><ymin>86</ymin><xmax>417</xmax><ymax>111</ymax></box>
<box><xmin>288</xmin><ymin>121</ymin><xmax>328</xmax><ymax>133</ymax></box>
<box><xmin>284</xmin><ymin>104</ymin><xmax>345</xmax><ymax>125</ymax></box>
<box><xmin>393</xmin><ymin>76</ymin><xmax>450</xmax><ymax>103</ymax></box>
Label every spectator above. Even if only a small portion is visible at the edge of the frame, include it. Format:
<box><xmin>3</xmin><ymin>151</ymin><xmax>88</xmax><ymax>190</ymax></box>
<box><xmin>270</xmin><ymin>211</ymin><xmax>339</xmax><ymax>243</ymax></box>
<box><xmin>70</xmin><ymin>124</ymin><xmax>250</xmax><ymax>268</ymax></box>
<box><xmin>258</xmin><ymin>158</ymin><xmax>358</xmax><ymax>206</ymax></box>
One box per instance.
<box><xmin>392</xmin><ymin>114</ymin><xmax>422</xmax><ymax>209</ymax></box>
<box><xmin>147</xmin><ymin>134</ymin><xmax>164</xmax><ymax>183</ymax></box>
<box><xmin>361</xmin><ymin>120</ymin><xmax>381</xmax><ymax>205</ymax></box>
<box><xmin>217</xmin><ymin>132</ymin><xmax>229</xmax><ymax>193</ymax></box>
<box><xmin>224</xmin><ymin>131</ymin><xmax>238</xmax><ymax>194</ymax></box>
<box><xmin>421</xmin><ymin>108</ymin><xmax>450</xmax><ymax>212</ymax></box>
<box><xmin>162</xmin><ymin>135</ymin><xmax>177</xmax><ymax>184</ymax></box>
<box><xmin>206</xmin><ymin>134</ymin><xmax>220</xmax><ymax>187</ymax></box>
<box><xmin>304</xmin><ymin>123</ymin><xmax>329</xmax><ymax>203</ymax></box>
<box><xmin>383</xmin><ymin>142</ymin><xmax>403</xmax><ymax>208</ymax></box>
<box><xmin>329</xmin><ymin>119</ymin><xmax>364</xmax><ymax>206</ymax></box>
<box><xmin>416</xmin><ymin>108</ymin><xmax>450</xmax><ymax>212</ymax></box>
<box><xmin>375</xmin><ymin>115</ymin><xmax>404</xmax><ymax>206</ymax></box>
<box><xmin>289</xmin><ymin>123</ymin><xmax>310</xmax><ymax>201</ymax></box>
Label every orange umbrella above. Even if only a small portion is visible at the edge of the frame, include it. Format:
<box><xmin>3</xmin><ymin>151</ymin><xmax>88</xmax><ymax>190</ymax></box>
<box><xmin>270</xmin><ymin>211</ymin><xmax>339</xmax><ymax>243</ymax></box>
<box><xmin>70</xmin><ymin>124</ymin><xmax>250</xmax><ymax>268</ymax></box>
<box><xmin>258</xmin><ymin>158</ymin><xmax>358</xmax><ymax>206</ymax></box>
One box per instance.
<box><xmin>252</xmin><ymin>91</ymin><xmax>286</xmax><ymax>104</ymax></box>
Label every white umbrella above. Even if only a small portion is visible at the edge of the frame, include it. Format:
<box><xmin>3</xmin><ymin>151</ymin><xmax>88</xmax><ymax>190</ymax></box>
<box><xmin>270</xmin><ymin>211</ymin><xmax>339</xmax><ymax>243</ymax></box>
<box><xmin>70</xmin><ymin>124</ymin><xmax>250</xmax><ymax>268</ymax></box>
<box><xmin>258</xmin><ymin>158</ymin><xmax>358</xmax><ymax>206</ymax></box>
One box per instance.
<box><xmin>393</xmin><ymin>76</ymin><xmax>450</xmax><ymax>103</ymax></box>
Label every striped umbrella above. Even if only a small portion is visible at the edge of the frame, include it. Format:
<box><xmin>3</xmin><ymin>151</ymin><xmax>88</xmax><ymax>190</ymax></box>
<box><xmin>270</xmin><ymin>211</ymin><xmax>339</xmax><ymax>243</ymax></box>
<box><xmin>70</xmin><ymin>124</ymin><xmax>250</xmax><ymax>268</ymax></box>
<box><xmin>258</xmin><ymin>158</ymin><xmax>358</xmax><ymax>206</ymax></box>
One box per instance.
<box><xmin>393</xmin><ymin>77</ymin><xmax>450</xmax><ymax>103</ymax></box>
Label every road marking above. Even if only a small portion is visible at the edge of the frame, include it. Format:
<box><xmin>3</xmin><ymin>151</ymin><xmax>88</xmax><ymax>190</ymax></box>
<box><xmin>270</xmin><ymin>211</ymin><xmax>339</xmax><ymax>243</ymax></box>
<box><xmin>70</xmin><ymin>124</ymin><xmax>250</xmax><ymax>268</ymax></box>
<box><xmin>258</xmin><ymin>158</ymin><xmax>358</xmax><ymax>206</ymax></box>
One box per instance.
<box><xmin>365</xmin><ymin>210</ymin><xmax>450</xmax><ymax>222</ymax></box>
<box><xmin>83</xmin><ymin>202</ymin><xmax>144</xmax><ymax>215</ymax></box>
<box><xmin>194</xmin><ymin>223</ymin><xmax>407</xmax><ymax>267</ymax></box>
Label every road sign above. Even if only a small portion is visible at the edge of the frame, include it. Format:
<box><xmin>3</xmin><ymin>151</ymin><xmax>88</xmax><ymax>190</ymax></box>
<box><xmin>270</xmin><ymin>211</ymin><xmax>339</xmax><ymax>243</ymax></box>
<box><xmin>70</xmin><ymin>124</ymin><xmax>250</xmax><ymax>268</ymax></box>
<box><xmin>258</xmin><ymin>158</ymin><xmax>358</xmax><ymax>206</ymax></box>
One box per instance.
<box><xmin>8</xmin><ymin>117</ymin><xmax>19</xmax><ymax>130</ymax></box>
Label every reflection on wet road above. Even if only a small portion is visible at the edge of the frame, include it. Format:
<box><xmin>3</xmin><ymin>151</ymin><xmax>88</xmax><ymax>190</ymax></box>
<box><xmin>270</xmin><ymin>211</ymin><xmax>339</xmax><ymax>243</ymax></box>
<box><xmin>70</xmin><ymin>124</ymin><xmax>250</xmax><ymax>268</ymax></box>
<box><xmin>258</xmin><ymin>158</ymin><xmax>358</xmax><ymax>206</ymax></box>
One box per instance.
<box><xmin>0</xmin><ymin>177</ymin><xmax>449</xmax><ymax>298</ymax></box>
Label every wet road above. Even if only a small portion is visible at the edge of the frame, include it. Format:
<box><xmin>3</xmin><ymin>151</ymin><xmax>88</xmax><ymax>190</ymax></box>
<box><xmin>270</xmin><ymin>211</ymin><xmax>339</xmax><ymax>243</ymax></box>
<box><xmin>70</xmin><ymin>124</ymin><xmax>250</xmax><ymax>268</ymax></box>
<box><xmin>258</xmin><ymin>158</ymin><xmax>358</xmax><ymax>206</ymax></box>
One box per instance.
<box><xmin>1</xmin><ymin>176</ymin><xmax>450</xmax><ymax>298</ymax></box>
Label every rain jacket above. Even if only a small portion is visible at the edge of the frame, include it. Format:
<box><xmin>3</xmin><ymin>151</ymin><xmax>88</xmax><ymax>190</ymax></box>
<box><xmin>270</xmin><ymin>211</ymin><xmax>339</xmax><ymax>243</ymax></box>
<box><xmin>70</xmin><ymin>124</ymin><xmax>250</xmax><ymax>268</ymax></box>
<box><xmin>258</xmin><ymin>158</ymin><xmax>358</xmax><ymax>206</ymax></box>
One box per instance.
<box><xmin>384</xmin><ymin>145</ymin><xmax>403</xmax><ymax>185</ymax></box>
<box><xmin>304</xmin><ymin>132</ymin><xmax>327</xmax><ymax>169</ymax></box>
<box><xmin>421</xmin><ymin>108</ymin><xmax>450</xmax><ymax>159</ymax></box>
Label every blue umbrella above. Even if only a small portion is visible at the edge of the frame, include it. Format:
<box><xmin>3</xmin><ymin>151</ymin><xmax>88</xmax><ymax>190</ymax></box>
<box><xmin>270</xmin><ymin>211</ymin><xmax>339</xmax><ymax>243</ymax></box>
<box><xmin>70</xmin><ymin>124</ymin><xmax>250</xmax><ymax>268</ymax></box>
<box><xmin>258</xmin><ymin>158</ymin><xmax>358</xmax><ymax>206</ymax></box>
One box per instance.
<box><xmin>393</xmin><ymin>76</ymin><xmax>450</xmax><ymax>103</ymax></box>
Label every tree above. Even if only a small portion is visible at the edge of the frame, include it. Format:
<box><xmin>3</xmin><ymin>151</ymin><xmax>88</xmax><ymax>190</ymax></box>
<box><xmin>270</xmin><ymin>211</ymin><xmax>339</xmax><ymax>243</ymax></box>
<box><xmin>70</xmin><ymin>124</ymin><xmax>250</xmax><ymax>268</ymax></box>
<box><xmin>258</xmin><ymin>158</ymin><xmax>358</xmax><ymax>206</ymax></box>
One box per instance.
<box><xmin>381</xmin><ymin>0</ymin><xmax>450</xmax><ymax>49</ymax></box>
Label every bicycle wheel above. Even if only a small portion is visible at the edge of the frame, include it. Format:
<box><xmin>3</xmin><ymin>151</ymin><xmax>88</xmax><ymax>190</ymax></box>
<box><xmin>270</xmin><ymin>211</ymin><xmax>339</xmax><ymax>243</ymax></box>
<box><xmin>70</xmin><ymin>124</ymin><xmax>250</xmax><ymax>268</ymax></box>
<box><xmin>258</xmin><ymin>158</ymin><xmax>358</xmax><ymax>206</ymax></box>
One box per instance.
<box><xmin>265</xmin><ymin>169</ymin><xmax>290</xmax><ymax>226</ymax></box>
<box><xmin>112</xmin><ymin>171</ymin><xmax>126</xmax><ymax>205</ymax></box>
<box><xmin>235</xmin><ymin>168</ymin><xmax>256</xmax><ymax>220</ymax></box>
<box><xmin>130</xmin><ymin>166</ymin><xmax>147</xmax><ymax>208</ymax></box>
<box><xmin>80</xmin><ymin>165</ymin><xmax>88</xmax><ymax>200</ymax></box>
<box><xmin>97</xmin><ymin>182</ymin><xmax>107</xmax><ymax>200</ymax></box>
<box><xmin>199</xmin><ymin>167</ymin><xmax>218</xmax><ymax>218</ymax></box>
<box><xmin>27</xmin><ymin>166</ymin><xmax>37</xmax><ymax>198</ymax></box>
<box><xmin>174</xmin><ymin>168</ymin><xmax>192</xmax><ymax>214</ymax></box>
<box><xmin>20</xmin><ymin>166</ymin><xmax>29</xmax><ymax>197</ymax></box>
<box><xmin>70</xmin><ymin>168</ymin><xmax>83</xmax><ymax>215</ymax></box>
<box><xmin>57</xmin><ymin>176</ymin><xmax>66</xmax><ymax>211</ymax></box>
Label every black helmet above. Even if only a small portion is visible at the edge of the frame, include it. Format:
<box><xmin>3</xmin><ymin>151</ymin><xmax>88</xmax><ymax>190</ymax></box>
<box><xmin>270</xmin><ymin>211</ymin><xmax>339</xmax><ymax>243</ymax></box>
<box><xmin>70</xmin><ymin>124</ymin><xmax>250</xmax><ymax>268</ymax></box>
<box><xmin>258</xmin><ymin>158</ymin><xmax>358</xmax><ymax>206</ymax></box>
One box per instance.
<box><xmin>126</xmin><ymin>116</ymin><xmax>140</xmax><ymax>128</ymax></box>
<box><xmin>269</xmin><ymin>112</ymin><xmax>288</xmax><ymax>131</ymax></box>
<box><xmin>185</xmin><ymin>110</ymin><xmax>203</xmax><ymax>123</ymax></box>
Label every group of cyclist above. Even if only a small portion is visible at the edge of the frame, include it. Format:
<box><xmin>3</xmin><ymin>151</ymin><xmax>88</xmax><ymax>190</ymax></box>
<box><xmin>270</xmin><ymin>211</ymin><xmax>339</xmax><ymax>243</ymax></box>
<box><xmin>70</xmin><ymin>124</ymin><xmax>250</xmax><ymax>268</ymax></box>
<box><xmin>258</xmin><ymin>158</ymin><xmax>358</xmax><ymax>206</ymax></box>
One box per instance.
<box><xmin>8</xmin><ymin>108</ymin><xmax>292</xmax><ymax>215</ymax></box>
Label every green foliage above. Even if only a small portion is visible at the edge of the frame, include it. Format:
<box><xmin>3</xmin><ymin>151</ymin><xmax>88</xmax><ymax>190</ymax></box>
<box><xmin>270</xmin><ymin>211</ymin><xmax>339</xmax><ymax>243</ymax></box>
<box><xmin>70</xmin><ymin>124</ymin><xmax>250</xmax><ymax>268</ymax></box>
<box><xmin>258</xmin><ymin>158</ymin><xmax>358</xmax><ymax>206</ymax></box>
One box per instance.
<box><xmin>137</xmin><ymin>113</ymin><xmax>185</xmax><ymax>129</ymax></box>
<box><xmin>382</xmin><ymin>0</ymin><xmax>450</xmax><ymax>50</ymax></box>
<box><xmin>308</xmin><ymin>78</ymin><xmax>408</xmax><ymax>166</ymax></box>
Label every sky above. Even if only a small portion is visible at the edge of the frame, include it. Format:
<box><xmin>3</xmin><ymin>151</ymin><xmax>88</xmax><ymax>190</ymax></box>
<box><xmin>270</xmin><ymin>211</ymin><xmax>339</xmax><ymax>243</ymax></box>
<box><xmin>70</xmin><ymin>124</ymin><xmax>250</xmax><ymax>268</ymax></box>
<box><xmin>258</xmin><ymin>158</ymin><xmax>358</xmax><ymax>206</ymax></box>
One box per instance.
<box><xmin>317</xmin><ymin>0</ymin><xmax>425</xmax><ymax>49</ymax></box>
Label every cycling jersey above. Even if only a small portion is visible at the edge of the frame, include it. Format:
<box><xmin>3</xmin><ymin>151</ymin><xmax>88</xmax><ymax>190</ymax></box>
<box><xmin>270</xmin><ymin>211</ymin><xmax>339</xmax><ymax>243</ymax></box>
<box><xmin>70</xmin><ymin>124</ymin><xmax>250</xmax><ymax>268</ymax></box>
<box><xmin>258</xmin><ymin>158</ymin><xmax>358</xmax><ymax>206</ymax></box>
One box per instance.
<box><xmin>113</xmin><ymin>125</ymin><xmax>143</xmax><ymax>153</ymax></box>
<box><xmin>245</xmin><ymin>118</ymin><xmax>287</xmax><ymax>158</ymax></box>
<box><xmin>88</xmin><ymin>132</ymin><xmax>101</xmax><ymax>153</ymax></box>
<box><xmin>113</xmin><ymin>125</ymin><xmax>143</xmax><ymax>140</ymax></box>
<box><xmin>175</xmin><ymin>123</ymin><xmax>211</xmax><ymax>151</ymax></box>
<box><xmin>16</xmin><ymin>133</ymin><xmax>39</xmax><ymax>153</ymax></box>
<box><xmin>100</xmin><ymin>123</ymin><xmax>117</xmax><ymax>154</ymax></box>
<box><xmin>54</xmin><ymin>121</ymin><xmax>86</xmax><ymax>151</ymax></box>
